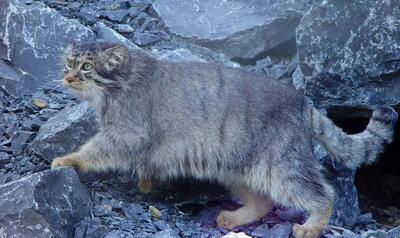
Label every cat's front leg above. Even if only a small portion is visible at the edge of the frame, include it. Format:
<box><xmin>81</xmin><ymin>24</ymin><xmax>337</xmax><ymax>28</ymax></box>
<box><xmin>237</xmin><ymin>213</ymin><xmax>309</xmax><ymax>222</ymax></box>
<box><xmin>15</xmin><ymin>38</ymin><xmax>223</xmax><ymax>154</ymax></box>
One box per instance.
<box><xmin>51</xmin><ymin>152</ymin><xmax>90</xmax><ymax>171</ymax></box>
<box><xmin>51</xmin><ymin>132</ymin><xmax>131</xmax><ymax>173</ymax></box>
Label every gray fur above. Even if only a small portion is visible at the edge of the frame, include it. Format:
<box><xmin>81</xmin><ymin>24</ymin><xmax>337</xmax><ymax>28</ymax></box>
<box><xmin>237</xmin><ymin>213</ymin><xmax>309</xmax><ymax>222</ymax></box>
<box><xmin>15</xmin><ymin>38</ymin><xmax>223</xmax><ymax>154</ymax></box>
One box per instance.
<box><xmin>56</xmin><ymin>42</ymin><xmax>397</xmax><ymax>235</ymax></box>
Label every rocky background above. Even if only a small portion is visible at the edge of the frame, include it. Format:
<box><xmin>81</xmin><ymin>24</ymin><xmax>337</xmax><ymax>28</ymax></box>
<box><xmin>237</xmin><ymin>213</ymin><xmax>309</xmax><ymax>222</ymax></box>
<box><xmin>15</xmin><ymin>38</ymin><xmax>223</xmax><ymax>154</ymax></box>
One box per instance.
<box><xmin>0</xmin><ymin>0</ymin><xmax>400</xmax><ymax>238</ymax></box>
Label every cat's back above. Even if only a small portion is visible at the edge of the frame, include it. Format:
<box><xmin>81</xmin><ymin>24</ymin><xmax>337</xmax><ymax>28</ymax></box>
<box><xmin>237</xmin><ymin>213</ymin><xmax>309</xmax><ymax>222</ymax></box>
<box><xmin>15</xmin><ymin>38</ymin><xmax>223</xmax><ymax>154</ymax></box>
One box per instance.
<box><xmin>155</xmin><ymin>60</ymin><xmax>305</xmax><ymax>115</ymax></box>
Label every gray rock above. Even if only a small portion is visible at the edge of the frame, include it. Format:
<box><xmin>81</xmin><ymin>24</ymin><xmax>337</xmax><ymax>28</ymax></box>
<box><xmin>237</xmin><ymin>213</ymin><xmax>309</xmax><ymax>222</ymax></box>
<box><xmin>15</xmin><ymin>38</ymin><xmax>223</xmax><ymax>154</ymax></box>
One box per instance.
<box><xmin>296</xmin><ymin>0</ymin><xmax>400</xmax><ymax>115</ymax></box>
<box><xmin>134</xmin><ymin>31</ymin><xmax>169</xmax><ymax>46</ymax></box>
<box><xmin>152</xmin><ymin>48</ymin><xmax>206</xmax><ymax>63</ymax></box>
<box><xmin>114</xmin><ymin>24</ymin><xmax>135</xmax><ymax>33</ymax></box>
<box><xmin>153</xmin><ymin>228</ymin><xmax>180</xmax><ymax>238</ymax></box>
<box><xmin>10</xmin><ymin>130</ymin><xmax>33</xmax><ymax>155</ymax></box>
<box><xmin>31</xmin><ymin>103</ymin><xmax>97</xmax><ymax>162</ymax></box>
<box><xmin>0</xmin><ymin>59</ymin><xmax>42</xmax><ymax>97</ymax></box>
<box><xmin>100</xmin><ymin>9</ymin><xmax>129</xmax><ymax>23</ymax></box>
<box><xmin>0</xmin><ymin>0</ymin><xmax>96</xmax><ymax>85</ymax></box>
<box><xmin>0</xmin><ymin>152</ymin><xmax>10</xmax><ymax>167</ymax></box>
<box><xmin>153</xmin><ymin>0</ymin><xmax>311</xmax><ymax>61</ymax></box>
<box><xmin>265</xmin><ymin>222</ymin><xmax>292</xmax><ymax>238</ymax></box>
<box><xmin>0</xmin><ymin>168</ymin><xmax>92</xmax><ymax>238</ymax></box>
<box><xmin>94</xmin><ymin>22</ymin><xmax>140</xmax><ymax>51</ymax></box>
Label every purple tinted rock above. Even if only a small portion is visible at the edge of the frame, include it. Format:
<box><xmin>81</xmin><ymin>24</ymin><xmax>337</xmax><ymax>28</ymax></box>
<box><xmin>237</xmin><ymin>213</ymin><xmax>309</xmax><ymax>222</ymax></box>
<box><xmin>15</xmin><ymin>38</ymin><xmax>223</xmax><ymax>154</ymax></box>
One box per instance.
<box><xmin>265</xmin><ymin>222</ymin><xmax>292</xmax><ymax>238</ymax></box>
<box><xmin>276</xmin><ymin>207</ymin><xmax>306</xmax><ymax>224</ymax></box>
<box><xmin>251</xmin><ymin>224</ymin><xmax>270</xmax><ymax>238</ymax></box>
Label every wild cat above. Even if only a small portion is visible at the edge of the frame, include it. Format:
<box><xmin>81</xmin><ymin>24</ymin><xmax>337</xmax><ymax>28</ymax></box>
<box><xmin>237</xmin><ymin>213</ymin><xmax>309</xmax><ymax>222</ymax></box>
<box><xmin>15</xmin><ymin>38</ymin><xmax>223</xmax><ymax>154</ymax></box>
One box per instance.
<box><xmin>51</xmin><ymin>42</ymin><xmax>397</xmax><ymax>238</ymax></box>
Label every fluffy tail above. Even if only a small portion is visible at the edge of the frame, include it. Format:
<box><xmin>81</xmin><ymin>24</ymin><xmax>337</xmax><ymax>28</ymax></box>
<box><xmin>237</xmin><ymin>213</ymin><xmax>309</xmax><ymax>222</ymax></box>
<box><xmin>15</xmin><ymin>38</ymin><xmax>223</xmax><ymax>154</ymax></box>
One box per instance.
<box><xmin>311</xmin><ymin>106</ymin><xmax>398</xmax><ymax>169</ymax></box>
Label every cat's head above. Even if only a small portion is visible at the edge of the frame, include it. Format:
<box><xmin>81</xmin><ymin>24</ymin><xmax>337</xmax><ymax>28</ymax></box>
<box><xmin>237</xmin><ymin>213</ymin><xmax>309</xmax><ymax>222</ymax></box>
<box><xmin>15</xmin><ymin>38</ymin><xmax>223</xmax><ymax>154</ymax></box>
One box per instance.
<box><xmin>62</xmin><ymin>42</ymin><xmax>130</xmax><ymax>102</ymax></box>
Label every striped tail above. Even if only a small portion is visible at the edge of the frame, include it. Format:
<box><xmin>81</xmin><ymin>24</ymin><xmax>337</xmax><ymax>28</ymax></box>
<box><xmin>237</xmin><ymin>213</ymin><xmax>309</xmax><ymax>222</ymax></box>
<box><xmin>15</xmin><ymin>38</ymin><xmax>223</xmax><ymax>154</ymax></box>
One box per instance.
<box><xmin>311</xmin><ymin>106</ymin><xmax>398</xmax><ymax>169</ymax></box>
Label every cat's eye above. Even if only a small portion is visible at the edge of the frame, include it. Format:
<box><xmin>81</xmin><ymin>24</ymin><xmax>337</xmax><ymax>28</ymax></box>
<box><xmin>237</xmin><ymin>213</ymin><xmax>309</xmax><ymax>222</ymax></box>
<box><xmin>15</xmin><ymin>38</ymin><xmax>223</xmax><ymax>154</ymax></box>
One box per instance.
<box><xmin>82</xmin><ymin>63</ymin><xmax>93</xmax><ymax>71</ymax></box>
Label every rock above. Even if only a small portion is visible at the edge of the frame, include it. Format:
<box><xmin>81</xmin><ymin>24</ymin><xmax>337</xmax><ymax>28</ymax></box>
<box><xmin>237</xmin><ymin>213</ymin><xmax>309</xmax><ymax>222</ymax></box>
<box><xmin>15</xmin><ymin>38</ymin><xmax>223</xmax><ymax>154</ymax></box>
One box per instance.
<box><xmin>251</xmin><ymin>224</ymin><xmax>269</xmax><ymax>238</ymax></box>
<box><xmin>30</xmin><ymin>103</ymin><xmax>97</xmax><ymax>162</ymax></box>
<box><xmin>134</xmin><ymin>31</ymin><xmax>169</xmax><ymax>46</ymax></box>
<box><xmin>388</xmin><ymin>226</ymin><xmax>400</xmax><ymax>238</ymax></box>
<box><xmin>77</xmin><ymin>7</ymin><xmax>99</xmax><ymax>25</ymax></box>
<box><xmin>0</xmin><ymin>0</ymin><xmax>96</xmax><ymax>85</ymax></box>
<box><xmin>100</xmin><ymin>9</ymin><xmax>129</xmax><ymax>23</ymax></box>
<box><xmin>10</xmin><ymin>130</ymin><xmax>33</xmax><ymax>155</ymax></box>
<box><xmin>223</xmin><ymin>232</ymin><xmax>252</xmax><ymax>238</ymax></box>
<box><xmin>94</xmin><ymin>22</ymin><xmax>140</xmax><ymax>50</ymax></box>
<box><xmin>265</xmin><ymin>221</ymin><xmax>292</xmax><ymax>238</ymax></box>
<box><xmin>153</xmin><ymin>0</ymin><xmax>311</xmax><ymax>61</ymax></box>
<box><xmin>123</xmin><ymin>202</ymin><xmax>145</xmax><ymax>220</ymax></box>
<box><xmin>296</xmin><ymin>0</ymin><xmax>400</xmax><ymax>116</ymax></box>
<box><xmin>152</xmin><ymin>48</ymin><xmax>206</xmax><ymax>62</ymax></box>
<box><xmin>0</xmin><ymin>152</ymin><xmax>11</xmax><ymax>167</ymax></box>
<box><xmin>0</xmin><ymin>168</ymin><xmax>92</xmax><ymax>238</ymax></box>
<box><xmin>33</xmin><ymin>98</ymin><xmax>48</xmax><ymax>109</ymax></box>
<box><xmin>149</xmin><ymin>205</ymin><xmax>162</xmax><ymax>219</ymax></box>
<box><xmin>114</xmin><ymin>24</ymin><xmax>134</xmax><ymax>33</ymax></box>
<box><xmin>153</xmin><ymin>228</ymin><xmax>180</xmax><ymax>238</ymax></box>
<box><xmin>0</xmin><ymin>59</ymin><xmax>42</xmax><ymax>97</ymax></box>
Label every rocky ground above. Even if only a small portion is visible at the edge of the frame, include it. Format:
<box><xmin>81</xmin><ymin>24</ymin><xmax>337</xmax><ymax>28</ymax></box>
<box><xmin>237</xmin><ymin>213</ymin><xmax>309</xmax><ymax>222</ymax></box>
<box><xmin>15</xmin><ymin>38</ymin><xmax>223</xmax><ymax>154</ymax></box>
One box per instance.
<box><xmin>1</xmin><ymin>0</ymin><xmax>400</xmax><ymax>237</ymax></box>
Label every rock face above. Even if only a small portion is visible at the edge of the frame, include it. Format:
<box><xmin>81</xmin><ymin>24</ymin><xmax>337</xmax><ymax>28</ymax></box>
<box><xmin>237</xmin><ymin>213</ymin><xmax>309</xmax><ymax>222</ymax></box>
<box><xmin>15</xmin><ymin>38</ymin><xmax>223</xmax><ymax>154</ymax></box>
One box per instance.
<box><xmin>0</xmin><ymin>0</ymin><xmax>96</xmax><ymax>85</ymax></box>
<box><xmin>0</xmin><ymin>59</ymin><xmax>42</xmax><ymax>97</ymax></box>
<box><xmin>153</xmin><ymin>0</ymin><xmax>311</xmax><ymax>61</ymax></box>
<box><xmin>296</xmin><ymin>0</ymin><xmax>400</xmax><ymax>114</ymax></box>
<box><xmin>0</xmin><ymin>168</ymin><xmax>92</xmax><ymax>238</ymax></box>
<box><xmin>31</xmin><ymin>103</ymin><xmax>97</xmax><ymax>162</ymax></box>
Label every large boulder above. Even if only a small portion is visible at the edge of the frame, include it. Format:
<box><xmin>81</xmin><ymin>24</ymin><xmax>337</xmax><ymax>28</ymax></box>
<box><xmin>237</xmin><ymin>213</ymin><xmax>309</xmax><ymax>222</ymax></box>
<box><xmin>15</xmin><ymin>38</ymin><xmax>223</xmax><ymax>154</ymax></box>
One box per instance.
<box><xmin>0</xmin><ymin>168</ymin><xmax>92</xmax><ymax>238</ymax></box>
<box><xmin>0</xmin><ymin>0</ymin><xmax>96</xmax><ymax>85</ymax></box>
<box><xmin>0</xmin><ymin>59</ymin><xmax>42</xmax><ymax>97</ymax></box>
<box><xmin>153</xmin><ymin>0</ymin><xmax>312</xmax><ymax>61</ymax></box>
<box><xmin>296</xmin><ymin>0</ymin><xmax>400</xmax><ymax>116</ymax></box>
<box><xmin>30</xmin><ymin>103</ymin><xmax>97</xmax><ymax>162</ymax></box>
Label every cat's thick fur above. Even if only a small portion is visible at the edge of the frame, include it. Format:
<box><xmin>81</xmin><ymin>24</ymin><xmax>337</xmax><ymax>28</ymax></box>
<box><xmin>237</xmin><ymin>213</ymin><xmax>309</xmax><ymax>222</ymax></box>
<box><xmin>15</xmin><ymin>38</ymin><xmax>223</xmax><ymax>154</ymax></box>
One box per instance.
<box><xmin>52</xmin><ymin>42</ymin><xmax>398</xmax><ymax>238</ymax></box>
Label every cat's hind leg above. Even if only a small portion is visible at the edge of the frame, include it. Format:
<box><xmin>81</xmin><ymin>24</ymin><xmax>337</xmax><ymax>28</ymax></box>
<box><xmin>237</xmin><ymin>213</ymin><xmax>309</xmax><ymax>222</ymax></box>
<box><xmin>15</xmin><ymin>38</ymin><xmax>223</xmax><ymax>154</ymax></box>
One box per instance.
<box><xmin>268</xmin><ymin>163</ymin><xmax>334</xmax><ymax>238</ymax></box>
<box><xmin>216</xmin><ymin>185</ymin><xmax>273</xmax><ymax>229</ymax></box>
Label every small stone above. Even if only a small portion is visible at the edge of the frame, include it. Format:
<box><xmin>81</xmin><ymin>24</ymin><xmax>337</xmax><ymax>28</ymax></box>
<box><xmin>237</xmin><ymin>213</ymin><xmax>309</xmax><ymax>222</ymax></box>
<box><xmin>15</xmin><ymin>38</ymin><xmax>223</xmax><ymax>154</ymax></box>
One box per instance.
<box><xmin>124</xmin><ymin>203</ymin><xmax>144</xmax><ymax>220</ymax></box>
<box><xmin>223</xmin><ymin>232</ymin><xmax>251</xmax><ymax>238</ymax></box>
<box><xmin>265</xmin><ymin>222</ymin><xmax>292</xmax><ymax>238</ymax></box>
<box><xmin>149</xmin><ymin>205</ymin><xmax>162</xmax><ymax>219</ymax></box>
<box><xmin>0</xmin><ymin>152</ymin><xmax>11</xmax><ymax>166</ymax></box>
<box><xmin>68</xmin><ymin>2</ymin><xmax>81</xmax><ymax>10</ymax></box>
<box><xmin>10</xmin><ymin>130</ymin><xmax>33</xmax><ymax>155</ymax></box>
<box><xmin>153</xmin><ymin>228</ymin><xmax>180</xmax><ymax>238</ymax></box>
<box><xmin>114</xmin><ymin>24</ymin><xmax>134</xmax><ymax>33</ymax></box>
<box><xmin>251</xmin><ymin>224</ymin><xmax>269</xmax><ymax>237</ymax></box>
<box><xmin>33</xmin><ymin>98</ymin><xmax>48</xmax><ymax>109</ymax></box>
<box><xmin>100</xmin><ymin>9</ymin><xmax>129</xmax><ymax>23</ymax></box>
<box><xmin>154</xmin><ymin>220</ymin><xmax>169</xmax><ymax>231</ymax></box>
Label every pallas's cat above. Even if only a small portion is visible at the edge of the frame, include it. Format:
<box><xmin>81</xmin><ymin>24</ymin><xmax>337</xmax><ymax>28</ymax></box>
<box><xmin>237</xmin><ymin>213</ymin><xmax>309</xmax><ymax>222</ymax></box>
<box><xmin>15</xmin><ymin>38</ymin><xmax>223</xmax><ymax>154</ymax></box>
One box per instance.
<box><xmin>52</xmin><ymin>42</ymin><xmax>397</xmax><ymax>238</ymax></box>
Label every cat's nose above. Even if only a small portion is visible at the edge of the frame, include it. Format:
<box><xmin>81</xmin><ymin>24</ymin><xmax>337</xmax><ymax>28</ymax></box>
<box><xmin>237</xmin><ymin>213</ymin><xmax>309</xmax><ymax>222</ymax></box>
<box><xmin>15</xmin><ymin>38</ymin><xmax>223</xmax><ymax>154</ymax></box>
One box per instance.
<box><xmin>64</xmin><ymin>77</ymin><xmax>77</xmax><ymax>84</ymax></box>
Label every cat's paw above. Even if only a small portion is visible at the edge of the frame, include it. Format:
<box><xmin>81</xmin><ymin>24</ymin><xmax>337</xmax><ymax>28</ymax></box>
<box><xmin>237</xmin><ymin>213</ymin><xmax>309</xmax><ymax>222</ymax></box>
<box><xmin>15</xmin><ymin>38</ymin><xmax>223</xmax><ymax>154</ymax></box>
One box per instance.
<box><xmin>51</xmin><ymin>154</ymin><xmax>82</xmax><ymax>170</ymax></box>
<box><xmin>216</xmin><ymin>210</ymin><xmax>238</xmax><ymax>230</ymax></box>
<box><xmin>138</xmin><ymin>178</ymin><xmax>153</xmax><ymax>193</ymax></box>
<box><xmin>293</xmin><ymin>223</ymin><xmax>322</xmax><ymax>238</ymax></box>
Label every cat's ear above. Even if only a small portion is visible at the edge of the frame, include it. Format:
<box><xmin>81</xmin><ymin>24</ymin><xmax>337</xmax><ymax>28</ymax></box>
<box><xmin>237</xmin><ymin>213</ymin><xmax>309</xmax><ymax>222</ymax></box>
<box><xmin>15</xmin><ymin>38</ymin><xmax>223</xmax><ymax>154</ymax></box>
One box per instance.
<box><xmin>105</xmin><ymin>45</ymin><xmax>129</xmax><ymax>70</ymax></box>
